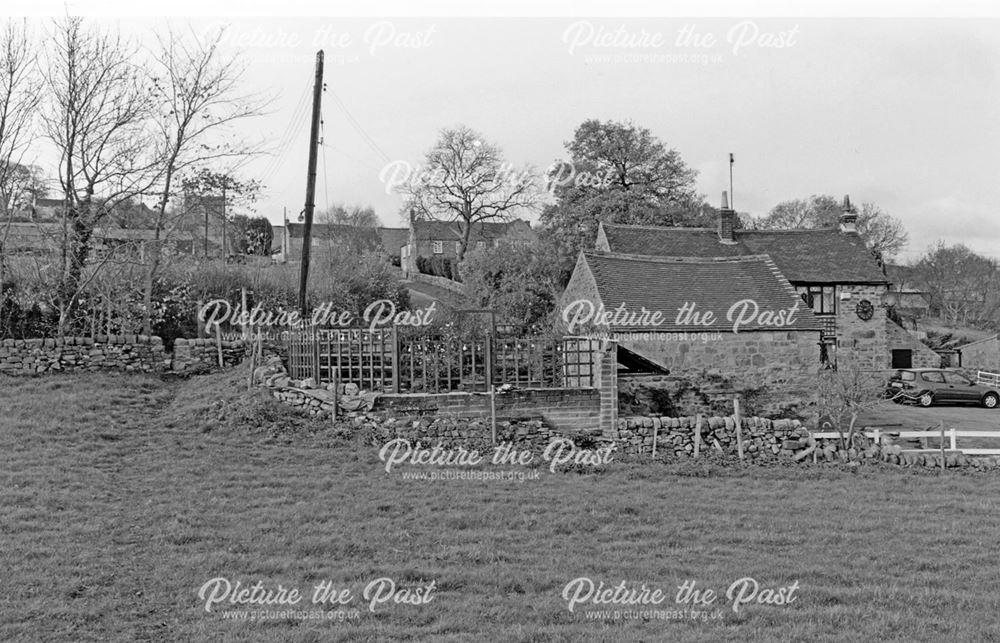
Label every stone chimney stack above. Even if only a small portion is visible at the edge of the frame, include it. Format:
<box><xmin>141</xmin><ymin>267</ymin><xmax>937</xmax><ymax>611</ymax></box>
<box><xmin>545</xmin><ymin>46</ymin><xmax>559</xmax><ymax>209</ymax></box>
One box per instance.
<box><xmin>839</xmin><ymin>194</ymin><xmax>858</xmax><ymax>233</ymax></box>
<box><xmin>718</xmin><ymin>190</ymin><xmax>737</xmax><ymax>244</ymax></box>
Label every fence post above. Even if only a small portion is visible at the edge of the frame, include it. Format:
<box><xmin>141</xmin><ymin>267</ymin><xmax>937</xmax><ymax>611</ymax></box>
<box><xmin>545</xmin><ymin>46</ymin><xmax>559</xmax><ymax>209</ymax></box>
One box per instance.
<box><xmin>484</xmin><ymin>335</ymin><xmax>493</xmax><ymax>392</ymax></box>
<box><xmin>693</xmin><ymin>414</ymin><xmax>702</xmax><ymax>459</ymax></box>
<box><xmin>331</xmin><ymin>368</ymin><xmax>338</xmax><ymax>423</ymax></box>
<box><xmin>652</xmin><ymin>421</ymin><xmax>659</xmax><ymax>459</ymax></box>
<box><xmin>214</xmin><ymin>322</ymin><xmax>224</xmax><ymax>368</ymax></box>
<box><xmin>246</xmin><ymin>324</ymin><xmax>256</xmax><ymax>391</ymax></box>
<box><xmin>734</xmin><ymin>396</ymin><xmax>744</xmax><ymax>460</ymax></box>
<box><xmin>949</xmin><ymin>427</ymin><xmax>957</xmax><ymax>451</ymax></box>
<box><xmin>312</xmin><ymin>329</ymin><xmax>320</xmax><ymax>383</ymax></box>
<box><xmin>391</xmin><ymin>325</ymin><xmax>400</xmax><ymax>394</ymax></box>
<box><xmin>940</xmin><ymin>422</ymin><xmax>946</xmax><ymax>470</ymax></box>
<box><xmin>241</xmin><ymin>288</ymin><xmax>249</xmax><ymax>341</ymax></box>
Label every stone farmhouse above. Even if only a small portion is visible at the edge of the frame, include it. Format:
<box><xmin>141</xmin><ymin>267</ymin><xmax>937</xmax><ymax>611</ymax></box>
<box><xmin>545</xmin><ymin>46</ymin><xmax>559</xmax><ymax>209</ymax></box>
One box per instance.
<box><xmin>583</xmin><ymin>194</ymin><xmax>938</xmax><ymax>372</ymax></box>
<box><xmin>399</xmin><ymin>219</ymin><xmax>534</xmax><ymax>275</ymax></box>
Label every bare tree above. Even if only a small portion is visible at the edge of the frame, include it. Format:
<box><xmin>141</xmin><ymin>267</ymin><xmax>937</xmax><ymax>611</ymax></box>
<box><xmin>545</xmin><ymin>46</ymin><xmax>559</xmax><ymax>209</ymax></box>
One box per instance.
<box><xmin>141</xmin><ymin>23</ymin><xmax>268</xmax><ymax>334</ymax></box>
<box><xmin>913</xmin><ymin>242</ymin><xmax>999</xmax><ymax>327</ymax></box>
<box><xmin>41</xmin><ymin>16</ymin><xmax>160</xmax><ymax>334</ymax></box>
<box><xmin>757</xmin><ymin>194</ymin><xmax>909</xmax><ymax>261</ymax></box>
<box><xmin>856</xmin><ymin>202</ymin><xmax>909</xmax><ymax>263</ymax></box>
<box><xmin>318</xmin><ymin>203</ymin><xmax>380</xmax><ymax>227</ymax></box>
<box><xmin>400</xmin><ymin>125</ymin><xmax>539</xmax><ymax>262</ymax></box>
<box><xmin>0</xmin><ymin>20</ymin><xmax>40</xmax><ymax>312</ymax></box>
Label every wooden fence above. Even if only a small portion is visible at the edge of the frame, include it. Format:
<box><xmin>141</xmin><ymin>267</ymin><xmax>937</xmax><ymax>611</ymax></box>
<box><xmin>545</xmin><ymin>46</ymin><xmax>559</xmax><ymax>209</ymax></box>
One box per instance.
<box><xmin>286</xmin><ymin>329</ymin><xmax>602</xmax><ymax>393</ymax></box>
<box><xmin>812</xmin><ymin>428</ymin><xmax>1000</xmax><ymax>456</ymax></box>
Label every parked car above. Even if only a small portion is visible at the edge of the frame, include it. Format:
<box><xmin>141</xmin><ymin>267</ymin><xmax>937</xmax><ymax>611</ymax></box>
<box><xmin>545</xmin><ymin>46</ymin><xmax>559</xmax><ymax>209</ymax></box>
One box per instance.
<box><xmin>887</xmin><ymin>368</ymin><xmax>1000</xmax><ymax>408</ymax></box>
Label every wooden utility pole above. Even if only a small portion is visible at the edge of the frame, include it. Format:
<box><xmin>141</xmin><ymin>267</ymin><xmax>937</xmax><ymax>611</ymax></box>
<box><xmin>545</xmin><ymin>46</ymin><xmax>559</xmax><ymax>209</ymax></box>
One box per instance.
<box><xmin>221</xmin><ymin>183</ymin><xmax>227</xmax><ymax>260</ymax></box>
<box><xmin>298</xmin><ymin>50</ymin><xmax>324</xmax><ymax>316</ymax></box>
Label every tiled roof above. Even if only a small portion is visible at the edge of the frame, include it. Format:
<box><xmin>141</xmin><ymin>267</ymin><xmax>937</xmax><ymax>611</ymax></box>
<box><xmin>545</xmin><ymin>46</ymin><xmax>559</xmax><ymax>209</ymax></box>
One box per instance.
<box><xmin>378</xmin><ymin>228</ymin><xmax>408</xmax><ymax>253</ymax></box>
<box><xmin>410</xmin><ymin>219</ymin><xmax>531</xmax><ymax>241</ymax></box>
<box><xmin>600</xmin><ymin>223</ymin><xmax>888</xmax><ymax>284</ymax></box>
<box><xmin>580</xmin><ymin>252</ymin><xmax>822</xmax><ymax>333</ymax></box>
<box><xmin>284</xmin><ymin>224</ymin><xmax>409</xmax><ymax>254</ymax></box>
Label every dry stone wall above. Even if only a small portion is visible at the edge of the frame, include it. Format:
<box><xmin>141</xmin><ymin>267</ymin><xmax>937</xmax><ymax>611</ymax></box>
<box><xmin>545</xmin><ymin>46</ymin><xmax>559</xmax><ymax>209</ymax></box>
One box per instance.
<box><xmin>0</xmin><ymin>336</ymin><xmax>166</xmax><ymax>374</ymax></box>
<box><xmin>0</xmin><ymin>335</ymin><xmax>247</xmax><ymax>375</ymax></box>
<box><xmin>614</xmin><ymin>415</ymin><xmax>807</xmax><ymax>459</ymax></box>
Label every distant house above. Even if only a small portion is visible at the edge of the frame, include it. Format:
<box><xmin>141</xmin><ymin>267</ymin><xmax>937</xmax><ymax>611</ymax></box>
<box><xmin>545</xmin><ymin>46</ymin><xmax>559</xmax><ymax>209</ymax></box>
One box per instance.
<box><xmin>400</xmin><ymin>219</ymin><xmax>535</xmax><ymax>275</ymax></box>
<box><xmin>585</xmin><ymin>194</ymin><xmax>939</xmax><ymax>370</ymax></box>
<box><xmin>958</xmin><ymin>335</ymin><xmax>1000</xmax><ymax>372</ymax></box>
<box><xmin>560</xmin><ymin>250</ymin><xmax>824</xmax><ymax>414</ymax></box>
<box><xmin>3</xmin><ymin>198</ymin><xmax>194</xmax><ymax>260</ymax></box>
<box><xmin>279</xmin><ymin>222</ymin><xmax>408</xmax><ymax>263</ymax></box>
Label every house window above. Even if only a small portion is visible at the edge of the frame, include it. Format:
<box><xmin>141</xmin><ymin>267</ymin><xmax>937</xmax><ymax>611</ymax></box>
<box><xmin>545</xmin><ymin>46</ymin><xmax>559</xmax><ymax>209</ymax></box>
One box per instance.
<box><xmin>796</xmin><ymin>285</ymin><xmax>837</xmax><ymax>314</ymax></box>
<box><xmin>455</xmin><ymin>241</ymin><xmax>461</xmax><ymax>254</ymax></box>
<box><xmin>476</xmin><ymin>241</ymin><xmax>486</xmax><ymax>250</ymax></box>
<box><xmin>432</xmin><ymin>240</ymin><xmax>443</xmax><ymax>254</ymax></box>
<box><xmin>891</xmin><ymin>349</ymin><xmax>912</xmax><ymax>369</ymax></box>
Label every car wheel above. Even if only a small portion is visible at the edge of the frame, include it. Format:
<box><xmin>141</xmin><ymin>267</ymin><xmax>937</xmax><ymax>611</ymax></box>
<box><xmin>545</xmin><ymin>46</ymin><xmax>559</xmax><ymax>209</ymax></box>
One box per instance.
<box><xmin>918</xmin><ymin>392</ymin><xmax>934</xmax><ymax>407</ymax></box>
<box><xmin>984</xmin><ymin>393</ymin><xmax>1000</xmax><ymax>409</ymax></box>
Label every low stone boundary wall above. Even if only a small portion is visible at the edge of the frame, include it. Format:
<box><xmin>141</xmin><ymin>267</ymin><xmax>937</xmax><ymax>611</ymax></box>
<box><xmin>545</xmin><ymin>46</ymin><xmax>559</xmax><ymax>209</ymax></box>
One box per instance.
<box><xmin>0</xmin><ymin>335</ymin><xmax>247</xmax><ymax>375</ymax></box>
<box><xmin>172</xmin><ymin>338</ymin><xmax>246</xmax><ymax>373</ymax></box>
<box><xmin>0</xmin><ymin>336</ymin><xmax>167</xmax><ymax>374</ymax></box>
<box><xmin>615</xmin><ymin>415</ymin><xmax>806</xmax><ymax>460</ymax></box>
<box><xmin>409</xmin><ymin>272</ymin><xmax>465</xmax><ymax>295</ymax></box>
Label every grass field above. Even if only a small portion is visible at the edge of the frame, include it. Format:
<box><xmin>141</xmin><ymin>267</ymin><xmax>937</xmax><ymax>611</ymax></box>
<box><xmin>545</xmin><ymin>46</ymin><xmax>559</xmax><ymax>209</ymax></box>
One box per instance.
<box><xmin>4</xmin><ymin>371</ymin><xmax>1000</xmax><ymax>641</ymax></box>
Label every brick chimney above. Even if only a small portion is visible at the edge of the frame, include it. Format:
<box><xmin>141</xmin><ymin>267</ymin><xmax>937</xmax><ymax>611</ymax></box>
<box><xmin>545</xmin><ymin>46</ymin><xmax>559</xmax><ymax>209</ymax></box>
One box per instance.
<box><xmin>718</xmin><ymin>190</ymin><xmax>737</xmax><ymax>244</ymax></box>
<box><xmin>839</xmin><ymin>195</ymin><xmax>858</xmax><ymax>233</ymax></box>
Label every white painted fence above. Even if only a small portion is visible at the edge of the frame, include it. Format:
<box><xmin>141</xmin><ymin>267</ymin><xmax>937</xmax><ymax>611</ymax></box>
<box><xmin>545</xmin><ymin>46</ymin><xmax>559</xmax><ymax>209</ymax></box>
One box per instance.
<box><xmin>811</xmin><ymin>428</ymin><xmax>1000</xmax><ymax>456</ymax></box>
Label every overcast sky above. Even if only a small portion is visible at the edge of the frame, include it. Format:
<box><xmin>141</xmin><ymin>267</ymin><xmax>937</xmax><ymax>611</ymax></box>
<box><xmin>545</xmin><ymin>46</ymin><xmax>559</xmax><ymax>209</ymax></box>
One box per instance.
<box><xmin>18</xmin><ymin>4</ymin><xmax>1000</xmax><ymax>263</ymax></box>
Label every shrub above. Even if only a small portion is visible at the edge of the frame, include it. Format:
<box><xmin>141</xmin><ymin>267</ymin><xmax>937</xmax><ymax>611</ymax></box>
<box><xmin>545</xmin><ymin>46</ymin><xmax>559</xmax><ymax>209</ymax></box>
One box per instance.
<box><xmin>458</xmin><ymin>236</ymin><xmax>562</xmax><ymax>335</ymax></box>
<box><xmin>416</xmin><ymin>255</ymin><xmax>459</xmax><ymax>281</ymax></box>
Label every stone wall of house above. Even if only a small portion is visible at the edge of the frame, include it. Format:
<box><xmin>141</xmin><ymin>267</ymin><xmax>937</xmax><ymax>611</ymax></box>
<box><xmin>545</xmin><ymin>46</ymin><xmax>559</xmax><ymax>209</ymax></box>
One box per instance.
<box><xmin>959</xmin><ymin>337</ymin><xmax>1000</xmax><ymax>372</ymax></box>
<box><xmin>884</xmin><ymin>321</ymin><xmax>943</xmax><ymax>369</ymax></box>
<box><xmin>615</xmin><ymin>330</ymin><xmax>821</xmax><ymax>418</ymax></box>
<box><xmin>835</xmin><ymin>284</ymin><xmax>889</xmax><ymax>367</ymax></box>
<box><xmin>0</xmin><ymin>336</ymin><xmax>167</xmax><ymax>374</ymax></box>
<box><xmin>620</xmin><ymin>373</ymin><xmax>759</xmax><ymax>418</ymax></box>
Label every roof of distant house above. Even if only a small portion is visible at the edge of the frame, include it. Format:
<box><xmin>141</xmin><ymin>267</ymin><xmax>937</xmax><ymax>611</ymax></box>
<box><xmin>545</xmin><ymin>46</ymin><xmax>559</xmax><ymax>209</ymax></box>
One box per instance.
<box><xmin>409</xmin><ymin>219</ymin><xmax>531</xmax><ymax>241</ymax></box>
<box><xmin>600</xmin><ymin>223</ymin><xmax>888</xmax><ymax>284</ymax></box>
<box><xmin>574</xmin><ymin>251</ymin><xmax>823</xmax><ymax>333</ymax></box>
<box><xmin>958</xmin><ymin>334</ymin><xmax>999</xmax><ymax>349</ymax></box>
<box><xmin>378</xmin><ymin>227</ymin><xmax>409</xmax><ymax>252</ymax></box>
<box><xmin>284</xmin><ymin>223</ymin><xmax>409</xmax><ymax>253</ymax></box>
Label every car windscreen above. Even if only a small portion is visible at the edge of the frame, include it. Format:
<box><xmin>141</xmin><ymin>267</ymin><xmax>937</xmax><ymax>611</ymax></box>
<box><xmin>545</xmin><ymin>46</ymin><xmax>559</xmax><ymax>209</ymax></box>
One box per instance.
<box><xmin>896</xmin><ymin>371</ymin><xmax>916</xmax><ymax>382</ymax></box>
